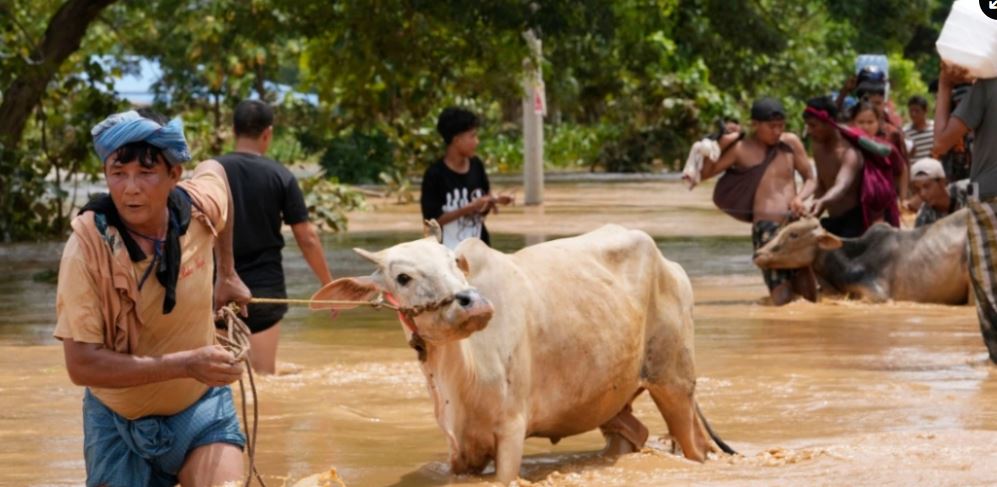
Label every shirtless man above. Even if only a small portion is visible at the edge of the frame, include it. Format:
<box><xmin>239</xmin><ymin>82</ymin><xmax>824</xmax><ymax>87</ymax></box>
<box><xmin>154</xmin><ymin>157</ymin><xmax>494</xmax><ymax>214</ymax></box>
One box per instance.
<box><xmin>701</xmin><ymin>97</ymin><xmax>818</xmax><ymax>305</ymax></box>
<box><xmin>804</xmin><ymin>96</ymin><xmax>865</xmax><ymax>238</ymax></box>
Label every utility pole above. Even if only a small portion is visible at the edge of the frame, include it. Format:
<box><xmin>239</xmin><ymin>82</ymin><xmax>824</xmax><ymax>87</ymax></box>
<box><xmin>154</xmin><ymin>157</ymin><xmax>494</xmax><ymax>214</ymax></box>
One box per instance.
<box><xmin>522</xmin><ymin>29</ymin><xmax>545</xmax><ymax>206</ymax></box>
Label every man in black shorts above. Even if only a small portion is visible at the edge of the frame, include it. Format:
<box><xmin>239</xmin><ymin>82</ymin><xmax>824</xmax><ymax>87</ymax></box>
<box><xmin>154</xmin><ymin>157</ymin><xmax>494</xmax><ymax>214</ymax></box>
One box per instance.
<box><xmin>217</xmin><ymin>100</ymin><xmax>333</xmax><ymax>374</ymax></box>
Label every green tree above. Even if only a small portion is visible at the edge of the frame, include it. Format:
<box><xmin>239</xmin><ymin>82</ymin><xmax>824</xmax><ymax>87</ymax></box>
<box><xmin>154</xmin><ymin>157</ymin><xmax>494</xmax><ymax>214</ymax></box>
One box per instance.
<box><xmin>0</xmin><ymin>0</ymin><xmax>947</xmax><ymax>239</ymax></box>
<box><xmin>1</xmin><ymin>0</ymin><xmax>126</xmax><ymax>240</ymax></box>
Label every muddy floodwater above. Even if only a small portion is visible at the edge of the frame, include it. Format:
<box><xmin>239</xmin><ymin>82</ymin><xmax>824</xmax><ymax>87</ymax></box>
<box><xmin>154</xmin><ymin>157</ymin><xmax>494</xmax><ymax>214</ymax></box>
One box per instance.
<box><xmin>1</xmin><ymin>181</ymin><xmax>995</xmax><ymax>486</ymax></box>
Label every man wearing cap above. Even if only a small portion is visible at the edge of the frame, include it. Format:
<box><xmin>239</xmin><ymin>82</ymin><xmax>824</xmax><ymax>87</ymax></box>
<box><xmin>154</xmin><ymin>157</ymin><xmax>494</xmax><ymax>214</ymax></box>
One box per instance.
<box><xmin>838</xmin><ymin>67</ymin><xmax>909</xmax><ymax>175</ymax></box>
<box><xmin>934</xmin><ymin>63</ymin><xmax>997</xmax><ymax>363</ymax></box>
<box><xmin>909</xmin><ymin>157</ymin><xmax>968</xmax><ymax>228</ymax></box>
<box><xmin>54</xmin><ymin>108</ymin><xmax>252</xmax><ymax>485</ymax></box>
<box><xmin>700</xmin><ymin>97</ymin><xmax>818</xmax><ymax>305</ymax></box>
<box><xmin>837</xmin><ymin>66</ymin><xmax>904</xmax><ymax>128</ymax></box>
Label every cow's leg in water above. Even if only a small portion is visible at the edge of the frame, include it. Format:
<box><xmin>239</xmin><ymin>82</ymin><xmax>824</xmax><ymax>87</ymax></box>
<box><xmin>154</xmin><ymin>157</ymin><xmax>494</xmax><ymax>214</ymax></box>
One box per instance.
<box><xmin>645</xmin><ymin>382</ymin><xmax>709</xmax><ymax>461</ymax></box>
<box><xmin>769</xmin><ymin>281</ymin><xmax>795</xmax><ymax>306</ymax></box>
<box><xmin>493</xmin><ymin>415</ymin><xmax>527</xmax><ymax>483</ymax></box>
<box><xmin>598</xmin><ymin>398</ymin><xmax>650</xmax><ymax>455</ymax></box>
<box><xmin>792</xmin><ymin>267</ymin><xmax>819</xmax><ymax>302</ymax></box>
<box><xmin>643</xmin><ymin>309</ymin><xmax>711</xmax><ymax>460</ymax></box>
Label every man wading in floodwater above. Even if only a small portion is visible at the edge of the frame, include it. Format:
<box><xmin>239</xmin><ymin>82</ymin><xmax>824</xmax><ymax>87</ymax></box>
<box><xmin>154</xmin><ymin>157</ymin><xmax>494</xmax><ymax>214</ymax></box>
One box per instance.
<box><xmin>54</xmin><ymin>109</ymin><xmax>252</xmax><ymax>486</ymax></box>
<box><xmin>697</xmin><ymin>97</ymin><xmax>818</xmax><ymax>305</ymax></box>
<box><xmin>934</xmin><ymin>63</ymin><xmax>997</xmax><ymax>363</ymax></box>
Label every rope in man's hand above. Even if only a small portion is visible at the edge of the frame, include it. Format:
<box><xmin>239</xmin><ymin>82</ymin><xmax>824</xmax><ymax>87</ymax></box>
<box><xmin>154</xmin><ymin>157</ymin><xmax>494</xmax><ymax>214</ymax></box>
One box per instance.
<box><xmin>212</xmin><ymin>293</ymin><xmax>406</xmax><ymax>486</ymax></box>
<box><xmin>216</xmin><ymin>303</ymin><xmax>267</xmax><ymax>487</ymax></box>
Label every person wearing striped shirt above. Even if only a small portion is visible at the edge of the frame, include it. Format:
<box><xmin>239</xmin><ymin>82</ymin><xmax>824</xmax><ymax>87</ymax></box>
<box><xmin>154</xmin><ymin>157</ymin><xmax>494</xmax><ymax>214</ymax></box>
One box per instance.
<box><xmin>904</xmin><ymin>95</ymin><xmax>934</xmax><ymax>161</ymax></box>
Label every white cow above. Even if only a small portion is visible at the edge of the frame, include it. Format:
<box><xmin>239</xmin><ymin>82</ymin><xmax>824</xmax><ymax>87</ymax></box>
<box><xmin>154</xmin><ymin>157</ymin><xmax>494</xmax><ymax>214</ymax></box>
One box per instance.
<box><xmin>313</xmin><ymin>223</ymin><xmax>732</xmax><ymax>483</ymax></box>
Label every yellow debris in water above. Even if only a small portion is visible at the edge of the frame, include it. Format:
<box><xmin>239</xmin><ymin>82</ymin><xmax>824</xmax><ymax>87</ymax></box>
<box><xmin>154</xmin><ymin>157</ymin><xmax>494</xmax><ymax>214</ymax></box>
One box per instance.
<box><xmin>290</xmin><ymin>467</ymin><xmax>347</xmax><ymax>487</ymax></box>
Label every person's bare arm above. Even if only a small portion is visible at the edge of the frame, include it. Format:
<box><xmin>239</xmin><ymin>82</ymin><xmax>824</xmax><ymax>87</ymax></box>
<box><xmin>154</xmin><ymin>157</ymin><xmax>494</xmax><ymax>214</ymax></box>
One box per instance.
<box><xmin>810</xmin><ymin>146</ymin><xmax>862</xmax><ymax>216</ymax></box>
<box><xmin>62</xmin><ymin>340</ymin><xmax>243</xmax><ymax>388</ymax></box>
<box><xmin>896</xmin><ymin>152</ymin><xmax>910</xmax><ymax>201</ymax></box>
<box><xmin>290</xmin><ymin>221</ymin><xmax>333</xmax><ymax>285</ymax></box>
<box><xmin>893</xmin><ymin>128</ymin><xmax>909</xmax><ymax>164</ymax></box>
<box><xmin>835</xmin><ymin>75</ymin><xmax>857</xmax><ymax>115</ymax></box>
<box><xmin>933</xmin><ymin>67</ymin><xmax>972</xmax><ymax>156</ymax></box>
<box><xmin>700</xmin><ymin>133</ymin><xmax>741</xmax><ymax>180</ymax></box>
<box><xmin>192</xmin><ymin>160</ymin><xmax>251</xmax><ymax>312</ymax></box>
<box><xmin>785</xmin><ymin>134</ymin><xmax>817</xmax><ymax>215</ymax></box>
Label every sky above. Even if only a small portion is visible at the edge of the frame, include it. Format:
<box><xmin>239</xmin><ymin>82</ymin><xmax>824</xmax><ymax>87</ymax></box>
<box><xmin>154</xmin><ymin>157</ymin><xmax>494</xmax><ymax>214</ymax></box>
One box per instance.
<box><xmin>107</xmin><ymin>57</ymin><xmax>317</xmax><ymax>106</ymax></box>
<box><xmin>112</xmin><ymin>58</ymin><xmax>160</xmax><ymax>105</ymax></box>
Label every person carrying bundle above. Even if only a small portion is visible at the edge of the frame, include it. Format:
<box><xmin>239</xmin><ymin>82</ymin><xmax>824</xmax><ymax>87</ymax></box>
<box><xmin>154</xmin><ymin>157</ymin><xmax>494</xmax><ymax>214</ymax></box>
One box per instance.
<box><xmin>695</xmin><ymin>97</ymin><xmax>818</xmax><ymax>305</ymax></box>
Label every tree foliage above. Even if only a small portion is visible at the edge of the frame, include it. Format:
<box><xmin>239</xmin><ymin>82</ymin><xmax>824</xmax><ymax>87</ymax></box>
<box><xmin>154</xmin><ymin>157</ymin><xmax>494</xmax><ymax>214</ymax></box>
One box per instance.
<box><xmin>0</xmin><ymin>0</ymin><xmax>947</xmax><ymax>240</ymax></box>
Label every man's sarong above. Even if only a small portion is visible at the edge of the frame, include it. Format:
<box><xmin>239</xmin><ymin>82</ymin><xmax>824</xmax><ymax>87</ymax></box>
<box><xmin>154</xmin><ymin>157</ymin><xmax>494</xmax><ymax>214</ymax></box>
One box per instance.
<box><xmin>83</xmin><ymin>386</ymin><xmax>245</xmax><ymax>487</ymax></box>
<box><xmin>966</xmin><ymin>198</ymin><xmax>997</xmax><ymax>363</ymax></box>
<box><xmin>752</xmin><ymin>220</ymin><xmax>797</xmax><ymax>291</ymax></box>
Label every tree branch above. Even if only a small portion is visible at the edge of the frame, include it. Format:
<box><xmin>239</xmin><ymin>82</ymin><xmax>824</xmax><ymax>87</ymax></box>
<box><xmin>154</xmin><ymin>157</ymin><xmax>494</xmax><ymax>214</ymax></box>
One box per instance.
<box><xmin>0</xmin><ymin>0</ymin><xmax>118</xmax><ymax>150</ymax></box>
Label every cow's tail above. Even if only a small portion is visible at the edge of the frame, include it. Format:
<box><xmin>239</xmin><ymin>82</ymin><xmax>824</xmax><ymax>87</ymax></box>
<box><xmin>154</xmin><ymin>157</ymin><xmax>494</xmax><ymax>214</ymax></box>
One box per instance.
<box><xmin>695</xmin><ymin>401</ymin><xmax>737</xmax><ymax>455</ymax></box>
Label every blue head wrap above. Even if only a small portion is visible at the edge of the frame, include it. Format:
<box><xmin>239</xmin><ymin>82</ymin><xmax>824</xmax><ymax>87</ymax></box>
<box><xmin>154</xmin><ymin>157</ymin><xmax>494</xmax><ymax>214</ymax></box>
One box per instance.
<box><xmin>91</xmin><ymin>110</ymin><xmax>192</xmax><ymax>165</ymax></box>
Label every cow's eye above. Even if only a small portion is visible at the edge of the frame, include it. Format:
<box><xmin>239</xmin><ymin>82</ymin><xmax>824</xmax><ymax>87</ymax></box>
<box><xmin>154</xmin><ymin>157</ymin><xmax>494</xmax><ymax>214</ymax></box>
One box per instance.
<box><xmin>396</xmin><ymin>273</ymin><xmax>412</xmax><ymax>286</ymax></box>
<box><xmin>789</xmin><ymin>232</ymin><xmax>799</xmax><ymax>239</ymax></box>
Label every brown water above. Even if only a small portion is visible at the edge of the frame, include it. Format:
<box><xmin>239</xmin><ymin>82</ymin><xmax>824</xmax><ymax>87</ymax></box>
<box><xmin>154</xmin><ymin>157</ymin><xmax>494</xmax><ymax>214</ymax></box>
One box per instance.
<box><xmin>2</xmin><ymin>183</ymin><xmax>996</xmax><ymax>486</ymax></box>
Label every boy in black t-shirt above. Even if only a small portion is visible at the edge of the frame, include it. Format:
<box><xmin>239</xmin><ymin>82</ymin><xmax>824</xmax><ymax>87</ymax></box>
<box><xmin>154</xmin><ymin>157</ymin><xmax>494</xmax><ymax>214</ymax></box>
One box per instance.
<box><xmin>421</xmin><ymin>107</ymin><xmax>511</xmax><ymax>249</ymax></box>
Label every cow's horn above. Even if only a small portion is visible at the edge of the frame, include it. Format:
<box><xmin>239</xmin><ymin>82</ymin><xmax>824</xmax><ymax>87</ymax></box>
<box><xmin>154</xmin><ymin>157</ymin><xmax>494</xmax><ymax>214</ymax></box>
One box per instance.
<box><xmin>424</xmin><ymin>219</ymin><xmax>443</xmax><ymax>244</ymax></box>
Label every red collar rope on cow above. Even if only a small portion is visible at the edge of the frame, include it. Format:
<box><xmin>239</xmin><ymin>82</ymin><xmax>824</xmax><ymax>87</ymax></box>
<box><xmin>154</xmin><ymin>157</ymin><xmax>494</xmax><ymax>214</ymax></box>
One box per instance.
<box><xmin>249</xmin><ymin>295</ymin><xmax>400</xmax><ymax>310</ymax></box>
<box><xmin>249</xmin><ymin>293</ymin><xmax>457</xmax><ymax>361</ymax></box>
<box><xmin>249</xmin><ymin>293</ymin><xmax>459</xmax><ymax>323</ymax></box>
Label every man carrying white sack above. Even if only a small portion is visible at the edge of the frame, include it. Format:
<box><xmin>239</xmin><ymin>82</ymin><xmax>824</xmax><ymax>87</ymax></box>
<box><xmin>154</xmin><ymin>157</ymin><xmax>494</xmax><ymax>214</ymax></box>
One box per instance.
<box><xmin>934</xmin><ymin>62</ymin><xmax>997</xmax><ymax>364</ymax></box>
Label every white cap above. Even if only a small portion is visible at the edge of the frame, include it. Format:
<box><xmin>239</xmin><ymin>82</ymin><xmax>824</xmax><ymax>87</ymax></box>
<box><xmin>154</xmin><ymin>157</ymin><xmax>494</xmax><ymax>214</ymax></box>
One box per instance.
<box><xmin>910</xmin><ymin>158</ymin><xmax>946</xmax><ymax>180</ymax></box>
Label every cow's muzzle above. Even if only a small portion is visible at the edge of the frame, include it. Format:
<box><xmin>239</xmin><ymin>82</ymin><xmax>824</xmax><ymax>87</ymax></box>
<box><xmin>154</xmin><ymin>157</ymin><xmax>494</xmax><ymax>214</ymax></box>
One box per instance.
<box><xmin>452</xmin><ymin>289</ymin><xmax>493</xmax><ymax>332</ymax></box>
<box><xmin>754</xmin><ymin>241</ymin><xmax>785</xmax><ymax>267</ymax></box>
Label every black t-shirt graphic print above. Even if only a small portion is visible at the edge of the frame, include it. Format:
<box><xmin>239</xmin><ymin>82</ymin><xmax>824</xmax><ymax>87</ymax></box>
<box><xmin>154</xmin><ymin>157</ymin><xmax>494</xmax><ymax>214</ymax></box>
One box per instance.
<box><xmin>420</xmin><ymin>157</ymin><xmax>491</xmax><ymax>248</ymax></box>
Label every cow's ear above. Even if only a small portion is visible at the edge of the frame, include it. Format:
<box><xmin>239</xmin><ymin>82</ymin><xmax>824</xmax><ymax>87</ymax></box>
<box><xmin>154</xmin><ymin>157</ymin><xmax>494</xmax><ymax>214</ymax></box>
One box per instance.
<box><xmin>354</xmin><ymin>247</ymin><xmax>384</xmax><ymax>267</ymax></box>
<box><xmin>309</xmin><ymin>275</ymin><xmax>384</xmax><ymax>310</ymax></box>
<box><xmin>456</xmin><ymin>255</ymin><xmax>470</xmax><ymax>276</ymax></box>
<box><xmin>423</xmin><ymin>219</ymin><xmax>443</xmax><ymax>244</ymax></box>
<box><xmin>816</xmin><ymin>233</ymin><xmax>843</xmax><ymax>250</ymax></box>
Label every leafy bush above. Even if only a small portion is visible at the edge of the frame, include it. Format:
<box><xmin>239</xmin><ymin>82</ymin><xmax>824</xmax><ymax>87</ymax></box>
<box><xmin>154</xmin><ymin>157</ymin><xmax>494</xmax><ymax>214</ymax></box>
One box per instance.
<box><xmin>318</xmin><ymin>130</ymin><xmax>394</xmax><ymax>184</ymax></box>
<box><xmin>268</xmin><ymin>129</ymin><xmax>312</xmax><ymax>165</ymax></box>
<box><xmin>591</xmin><ymin>64</ymin><xmax>729</xmax><ymax>172</ymax></box>
<box><xmin>479</xmin><ymin>123</ymin><xmax>608</xmax><ymax>173</ymax></box>
<box><xmin>379</xmin><ymin>167</ymin><xmax>415</xmax><ymax>204</ymax></box>
<box><xmin>478</xmin><ymin>129</ymin><xmax>522</xmax><ymax>173</ymax></box>
<box><xmin>887</xmin><ymin>52</ymin><xmax>930</xmax><ymax>119</ymax></box>
<box><xmin>299</xmin><ymin>175</ymin><xmax>367</xmax><ymax>233</ymax></box>
<box><xmin>545</xmin><ymin>123</ymin><xmax>604</xmax><ymax>170</ymax></box>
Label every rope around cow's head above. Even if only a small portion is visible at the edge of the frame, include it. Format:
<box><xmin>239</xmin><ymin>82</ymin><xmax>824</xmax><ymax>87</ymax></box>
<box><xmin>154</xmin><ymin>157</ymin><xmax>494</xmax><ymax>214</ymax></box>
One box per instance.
<box><xmin>235</xmin><ymin>292</ymin><xmax>463</xmax><ymax>363</ymax></box>
<box><xmin>212</xmin><ymin>290</ymin><xmax>464</xmax><ymax>485</ymax></box>
<box><xmin>248</xmin><ymin>292</ymin><xmax>459</xmax><ymax>321</ymax></box>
